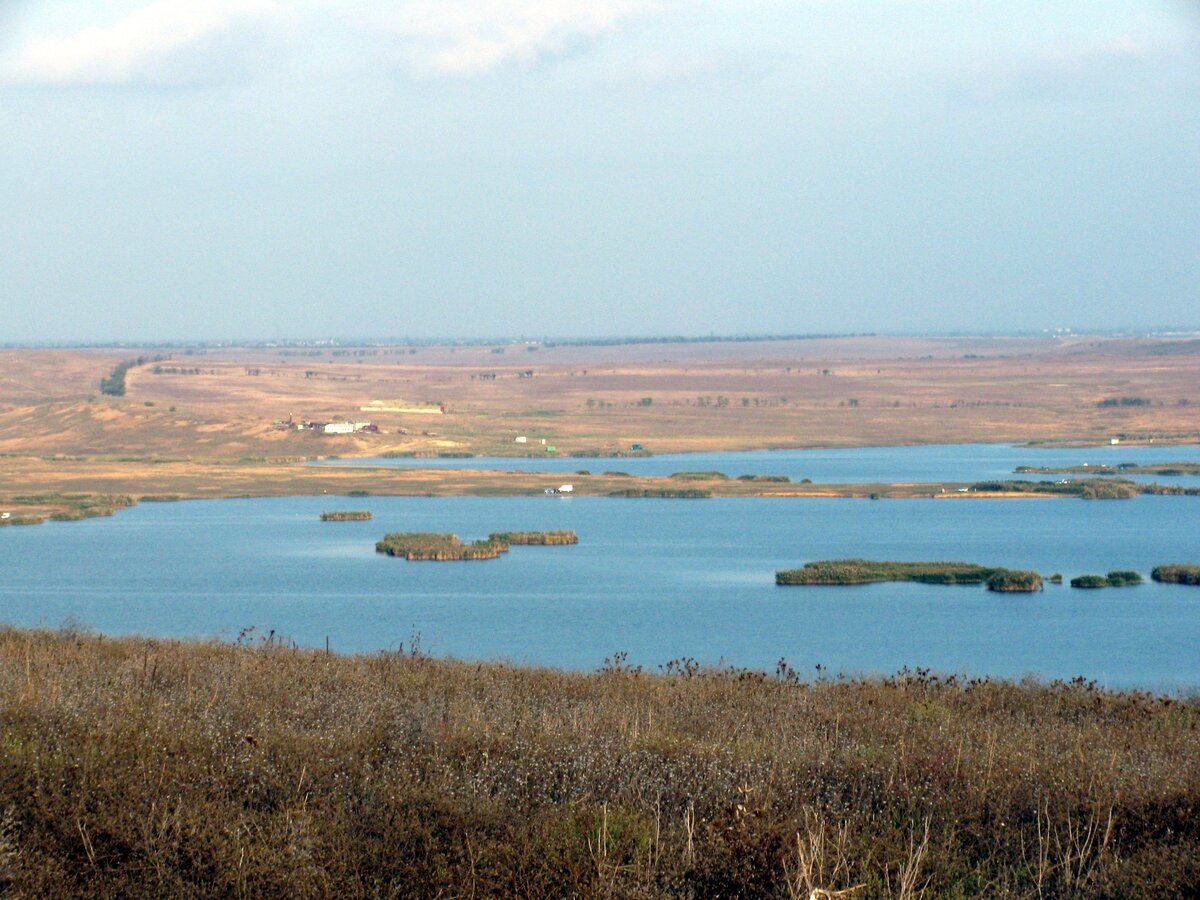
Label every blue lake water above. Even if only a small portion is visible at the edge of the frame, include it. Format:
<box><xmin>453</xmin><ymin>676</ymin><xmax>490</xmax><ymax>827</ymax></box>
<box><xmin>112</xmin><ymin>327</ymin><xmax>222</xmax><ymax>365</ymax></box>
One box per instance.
<box><xmin>312</xmin><ymin>442</ymin><xmax>1200</xmax><ymax>487</ymax></box>
<box><xmin>1</xmin><ymin>490</ymin><xmax>1198</xmax><ymax>691</ymax></box>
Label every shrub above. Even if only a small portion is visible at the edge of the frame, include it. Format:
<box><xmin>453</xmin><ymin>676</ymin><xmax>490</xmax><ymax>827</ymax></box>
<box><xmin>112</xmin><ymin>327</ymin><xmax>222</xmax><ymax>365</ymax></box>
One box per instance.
<box><xmin>1071</xmin><ymin>575</ymin><xmax>1109</xmax><ymax>589</ymax></box>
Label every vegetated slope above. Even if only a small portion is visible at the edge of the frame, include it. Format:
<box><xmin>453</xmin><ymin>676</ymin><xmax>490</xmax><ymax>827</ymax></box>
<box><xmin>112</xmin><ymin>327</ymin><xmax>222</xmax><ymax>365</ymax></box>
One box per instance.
<box><xmin>1</xmin><ymin>630</ymin><xmax>1197</xmax><ymax>897</ymax></box>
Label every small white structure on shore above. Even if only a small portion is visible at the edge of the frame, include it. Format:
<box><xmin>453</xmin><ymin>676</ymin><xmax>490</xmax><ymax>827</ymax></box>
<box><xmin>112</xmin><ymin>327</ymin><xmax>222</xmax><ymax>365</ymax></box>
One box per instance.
<box><xmin>514</xmin><ymin>435</ymin><xmax>528</xmax><ymax>443</ymax></box>
<box><xmin>1110</xmin><ymin>438</ymin><xmax>1120</xmax><ymax>445</ymax></box>
<box><xmin>558</xmin><ymin>484</ymin><xmax>574</xmax><ymax>494</ymax></box>
<box><xmin>323</xmin><ymin>422</ymin><xmax>373</xmax><ymax>435</ymax></box>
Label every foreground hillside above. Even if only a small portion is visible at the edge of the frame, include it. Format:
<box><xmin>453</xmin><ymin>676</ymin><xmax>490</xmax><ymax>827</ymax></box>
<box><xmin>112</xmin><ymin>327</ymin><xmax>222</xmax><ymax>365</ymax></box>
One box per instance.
<box><xmin>0</xmin><ymin>629</ymin><xmax>1197</xmax><ymax>898</ymax></box>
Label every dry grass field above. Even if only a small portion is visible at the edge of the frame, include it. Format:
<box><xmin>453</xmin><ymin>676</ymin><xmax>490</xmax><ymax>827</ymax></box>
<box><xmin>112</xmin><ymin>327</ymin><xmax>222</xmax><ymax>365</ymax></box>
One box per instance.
<box><xmin>0</xmin><ymin>628</ymin><xmax>1196</xmax><ymax>898</ymax></box>
<box><xmin>1</xmin><ymin>336</ymin><xmax>1198</xmax><ymax>508</ymax></box>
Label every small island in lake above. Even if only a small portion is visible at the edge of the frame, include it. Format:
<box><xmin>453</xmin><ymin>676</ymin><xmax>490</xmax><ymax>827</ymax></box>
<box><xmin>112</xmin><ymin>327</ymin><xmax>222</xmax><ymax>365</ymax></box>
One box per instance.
<box><xmin>321</xmin><ymin>511</ymin><xmax>373</xmax><ymax>521</ymax></box>
<box><xmin>776</xmin><ymin>559</ymin><xmax>1043</xmax><ymax>592</ymax></box>
<box><xmin>608</xmin><ymin>488</ymin><xmax>712</xmax><ymax>498</ymax></box>
<box><xmin>489</xmin><ymin>531</ymin><xmax>579</xmax><ymax>545</ymax></box>
<box><xmin>376</xmin><ymin>530</ymin><xmax>579</xmax><ymax>560</ymax></box>
<box><xmin>985</xmin><ymin>570</ymin><xmax>1045</xmax><ymax>592</ymax></box>
<box><xmin>1015</xmin><ymin>462</ymin><xmax>1200</xmax><ymax>477</ymax></box>
<box><xmin>1151</xmin><ymin>565</ymin><xmax>1200</xmax><ymax>585</ymax></box>
<box><xmin>971</xmin><ymin>479</ymin><xmax>1140</xmax><ymax>499</ymax></box>
<box><xmin>1070</xmin><ymin>571</ymin><xmax>1142</xmax><ymax>589</ymax></box>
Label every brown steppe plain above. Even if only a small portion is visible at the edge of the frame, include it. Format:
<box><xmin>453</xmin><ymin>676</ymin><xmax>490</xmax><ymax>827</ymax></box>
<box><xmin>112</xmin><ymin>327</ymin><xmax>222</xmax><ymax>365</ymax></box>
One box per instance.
<box><xmin>2</xmin><ymin>335</ymin><xmax>1199</xmax><ymax>517</ymax></box>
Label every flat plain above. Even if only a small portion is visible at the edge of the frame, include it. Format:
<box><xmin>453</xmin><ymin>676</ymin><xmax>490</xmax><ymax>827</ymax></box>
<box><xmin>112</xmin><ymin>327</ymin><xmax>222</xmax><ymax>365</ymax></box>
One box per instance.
<box><xmin>1</xmin><ymin>335</ymin><xmax>1198</xmax><ymax>513</ymax></box>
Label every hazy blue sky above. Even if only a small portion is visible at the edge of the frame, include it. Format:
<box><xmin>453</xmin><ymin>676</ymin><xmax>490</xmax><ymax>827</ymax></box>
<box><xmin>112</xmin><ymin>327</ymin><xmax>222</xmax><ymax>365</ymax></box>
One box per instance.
<box><xmin>2</xmin><ymin>1</ymin><xmax>1198</xmax><ymax>342</ymax></box>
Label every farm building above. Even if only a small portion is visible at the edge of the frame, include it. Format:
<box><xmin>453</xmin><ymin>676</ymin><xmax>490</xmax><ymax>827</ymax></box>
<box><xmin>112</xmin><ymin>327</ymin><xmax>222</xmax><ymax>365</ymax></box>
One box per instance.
<box><xmin>322</xmin><ymin>422</ymin><xmax>375</xmax><ymax>435</ymax></box>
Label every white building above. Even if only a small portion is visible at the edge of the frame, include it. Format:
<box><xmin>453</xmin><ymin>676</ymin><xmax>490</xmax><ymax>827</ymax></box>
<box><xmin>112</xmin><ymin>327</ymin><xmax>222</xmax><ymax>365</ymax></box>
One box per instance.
<box><xmin>323</xmin><ymin>422</ymin><xmax>374</xmax><ymax>434</ymax></box>
<box><xmin>558</xmin><ymin>484</ymin><xmax>574</xmax><ymax>494</ymax></box>
<box><xmin>514</xmin><ymin>436</ymin><xmax>528</xmax><ymax>443</ymax></box>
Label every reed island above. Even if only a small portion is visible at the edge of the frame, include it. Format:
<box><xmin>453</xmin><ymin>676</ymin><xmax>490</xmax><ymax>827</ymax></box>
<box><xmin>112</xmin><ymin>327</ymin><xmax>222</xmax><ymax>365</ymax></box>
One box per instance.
<box><xmin>1070</xmin><ymin>571</ymin><xmax>1143</xmax><ymax>589</ymax></box>
<box><xmin>320</xmin><ymin>510</ymin><xmax>373</xmax><ymax>521</ymax></box>
<box><xmin>776</xmin><ymin>560</ymin><xmax>1044</xmax><ymax>592</ymax></box>
<box><xmin>375</xmin><ymin>531</ymin><xmax>579</xmax><ymax>560</ymax></box>
<box><xmin>1151</xmin><ymin>565</ymin><xmax>1200</xmax><ymax>585</ymax></box>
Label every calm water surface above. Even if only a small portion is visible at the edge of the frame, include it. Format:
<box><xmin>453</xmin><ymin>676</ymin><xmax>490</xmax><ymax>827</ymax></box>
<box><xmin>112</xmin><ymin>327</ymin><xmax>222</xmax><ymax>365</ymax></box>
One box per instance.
<box><xmin>2</xmin><ymin>491</ymin><xmax>1198</xmax><ymax>691</ymax></box>
<box><xmin>313</xmin><ymin>442</ymin><xmax>1200</xmax><ymax>487</ymax></box>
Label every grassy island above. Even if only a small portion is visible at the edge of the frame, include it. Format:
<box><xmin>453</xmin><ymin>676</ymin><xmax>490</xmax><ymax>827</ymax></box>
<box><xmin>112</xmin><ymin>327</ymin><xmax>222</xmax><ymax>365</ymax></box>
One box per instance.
<box><xmin>984</xmin><ymin>569</ymin><xmax>1044</xmax><ymax>592</ymax></box>
<box><xmin>1151</xmin><ymin>565</ymin><xmax>1200</xmax><ymax>585</ymax></box>
<box><xmin>489</xmin><ymin>530</ymin><xmax>578</xmax><ymax>545</ymax></box>
<box><xmin>320</xmin><ymin>511</ymin><xmax>373</xmax><ymax>521</ymax></box>
<box><xmin>776</xmin><ymin>560</ymin><xmax>1045</xmax><ymax>592</ymax></box>
<box><xmin>1070</xmin><ymin>572</ymin><xmax>1143</xmax><ymax>589</ymax></box>
<box><xmin>971</xmin><ymin>479</ymin><xmax>1140</xmax><ymax>499</ymax></box>
<box><xmin>1105</xmin><ymin>570</ymin><xmax>1143</xmax><ymax>586</ymax></box>
<box><xmin>376</xmin><ymin>531</ymin><xmax>579</xmax><ymax>560</ymax></box>
<box><xmin>669</xmin><ymin>470</ymin><xmax>729</xmax><ymax>480</ymax></box>
<box><xmin>0</xmin><ymin>493</ymin><xmax>136</xmax><ymax>527</ymax></box>
<box><xmin>376</xmin><ymin>532</ymin><xmax>507</xmax><ymax>560</ymax></box>
<box><xmin>776</xmin><ymin>559</ymin><xmax>999</xmax><ymax>585</ymax></box>
<box><xmin>1016</xmin><ymin>462</ymin><xmax>1200</xmax><ymax>476</ymax></box>
<box><xmin>1</xmin><ymin>628</ymin><xmax>1197</xmax><ymax>897</ymax></box>
<box><xmin>608</xmin><ymin>488</ymin><xmax>713</xmax><ymax>498</ymax></box>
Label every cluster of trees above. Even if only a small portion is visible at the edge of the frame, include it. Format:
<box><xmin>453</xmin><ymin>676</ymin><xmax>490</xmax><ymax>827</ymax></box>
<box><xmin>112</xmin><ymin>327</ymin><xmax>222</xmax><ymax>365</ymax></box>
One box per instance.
<box><xmin>99</xmin><ymin>356</ymin><xmax>162</xmax><ymax>396</ymax></box>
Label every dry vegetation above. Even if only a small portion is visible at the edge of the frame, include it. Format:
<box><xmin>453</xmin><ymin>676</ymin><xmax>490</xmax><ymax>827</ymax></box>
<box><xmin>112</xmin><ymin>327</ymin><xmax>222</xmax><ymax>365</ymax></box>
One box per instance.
<box><xmin>1</xmin><ymin>337</ymin><xmax>1198</xmax><ymax>505</ymax></box>
<box><xmin>2</xmin><ymin>337</ymin><xmax>1199</xmax><ymax>464</ymax></box>
<box><xmin>0</xmin><ymin>628</ymin><xmax>1196</xmax><ymax>898</ymax></box>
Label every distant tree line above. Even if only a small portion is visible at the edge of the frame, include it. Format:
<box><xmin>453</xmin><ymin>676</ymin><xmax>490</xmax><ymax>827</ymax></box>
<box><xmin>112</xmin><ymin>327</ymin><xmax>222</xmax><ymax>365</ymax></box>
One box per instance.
<box><xmin>99</xmin><ymin>355</ymin><xmax>163</xmax><ymax>396</ymax></box>
<box><xmin>1097</xmin><ymin>397</ymin><xmax>1152</xmax><ymax>407</ymax></box>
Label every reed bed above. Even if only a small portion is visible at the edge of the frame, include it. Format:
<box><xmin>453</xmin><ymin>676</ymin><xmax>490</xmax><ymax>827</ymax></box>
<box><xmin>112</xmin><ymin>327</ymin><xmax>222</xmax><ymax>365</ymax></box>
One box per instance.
<box><xmin>777</xmin><ymin>560</ymin><xmax>1000</xmax><ymax>586</ymax></box>
<box><xmin>608</xmin><ymin>489</ymin><xmax>713</xmax><ymax>499</ymax></box>
<box><xmin>488</xmin><ymin>530</ymin><xmax>579</xmax><ymax>545</ymax></box>
<box><xmin>375</xmin><ymin>532</ymin><xmax>507</xmax><ymax>560</ymax></box>
<box><xmin>375</xmin><ymin>531</ymin><xmax>578</xmax><ymax>560</ymax></box>
<box><xmin>1070</xmin><ymin>572</ymin><xmax>1143</xmax><ymax>589</ymax></box>
<box><xmin>1151</xmin><ymin>565</ymin><xmax>1200</xmax><ymax>585</ymax></box>
<box><xmin>984</xmin><ymin>570</ymin><xmax>1044</xmax><ymax>592</ymax></box>
<box><xmin>0</xmin><ymin>628</ymin><xmax>1196</xmax><ymax>897</ymax></box>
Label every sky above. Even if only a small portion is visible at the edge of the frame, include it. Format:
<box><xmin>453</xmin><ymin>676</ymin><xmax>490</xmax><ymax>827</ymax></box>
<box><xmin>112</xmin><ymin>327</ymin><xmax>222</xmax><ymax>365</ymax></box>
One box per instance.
<box><xmin>1</xmin><ymin>1</ymin><xmax>1198</xmax><ymax>343</ymax></box>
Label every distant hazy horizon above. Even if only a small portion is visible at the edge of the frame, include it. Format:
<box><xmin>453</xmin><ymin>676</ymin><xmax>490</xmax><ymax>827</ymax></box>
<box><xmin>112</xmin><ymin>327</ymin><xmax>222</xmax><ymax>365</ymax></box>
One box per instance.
<box><xmin>6</xmin><ymin>328</ymin><xmax>1200</xmax><ymax>352</ymax></box>
<box><xmin>2</xmin><ymin>1</ymin><xmax>1198</xmax><ymax>343</ymax></box>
